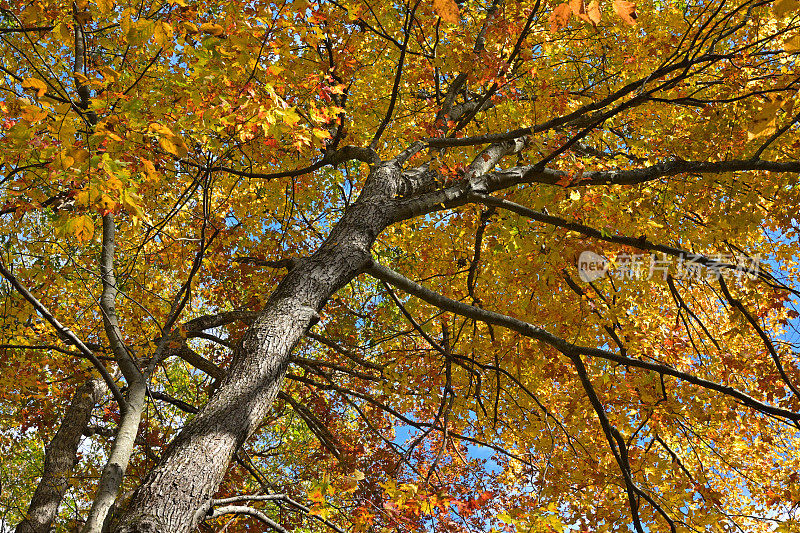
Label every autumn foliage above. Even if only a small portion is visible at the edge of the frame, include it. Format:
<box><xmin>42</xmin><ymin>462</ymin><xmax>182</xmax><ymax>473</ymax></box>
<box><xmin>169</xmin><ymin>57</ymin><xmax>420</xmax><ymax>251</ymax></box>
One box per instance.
<box><xmin>1</xmin><ymin>0</ymin><xmax>800</xmax><ymax>532</ymax></box>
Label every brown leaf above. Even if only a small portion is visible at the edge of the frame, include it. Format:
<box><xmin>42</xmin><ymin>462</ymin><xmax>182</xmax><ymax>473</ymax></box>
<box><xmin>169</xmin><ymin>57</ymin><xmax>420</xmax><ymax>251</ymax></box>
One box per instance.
<box><xmin>613</xmin><ymin>0</ymin><xmax>638</xmax><ymax>25</ymax></box>
<box><xmin>433</xmin><ymin>0</ymin><xmax>460</xmax><ymax>24</ymax></box>
<box><xmin>785</xmin><ymin>34</ymin><xmax>800</xmax><ymax>53</ymax></box>
<box><xmin>773</xmin><ymin>0</ymin><xmax>800</xmax><ymax>19</ymax></box>
<box><xmin>549</xmin><ymin>3</ymin><xmax>572</xmax><ymax>34</ymax></box>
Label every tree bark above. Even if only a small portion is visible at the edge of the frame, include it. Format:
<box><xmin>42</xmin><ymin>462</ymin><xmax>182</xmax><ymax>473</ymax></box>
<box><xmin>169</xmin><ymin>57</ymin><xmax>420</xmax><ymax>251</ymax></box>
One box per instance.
<box><xmin>16</xmin><ymin>378</ymin><xmax>106</xmax><ymax>533</ymax></box>
<box><xmin>114</xmin><ymin>161</ymin><xmax>400</xmax><ymax>533</ymax></box>
<box><xmin>82</xmin><ymin>213</ymin><xmax>148</xmax><ymax>533</ymax></box>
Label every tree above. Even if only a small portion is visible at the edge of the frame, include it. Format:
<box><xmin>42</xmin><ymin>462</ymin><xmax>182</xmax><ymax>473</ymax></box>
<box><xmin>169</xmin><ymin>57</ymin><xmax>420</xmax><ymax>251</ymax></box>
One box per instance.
<box><xmin>1</xmin><ymin>0</ymin><xmax>800</xmax><ymax>531</ymax></box>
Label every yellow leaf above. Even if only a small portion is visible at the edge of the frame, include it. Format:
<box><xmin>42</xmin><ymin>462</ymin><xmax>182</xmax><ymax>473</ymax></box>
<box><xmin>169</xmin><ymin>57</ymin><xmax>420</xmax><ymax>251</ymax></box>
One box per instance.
<box><xmin>312</xmin><ymin>127</ymin><xmax>331</xmax><ymax>140</ymax></box>
<box><xmin>153</xmin><ymin>21</ymin><xmax>173</xmax><ymax>47</ymax></box>
<box><xmin>52</xmin><ymin>23</ymin><xmax>72</xmax><ymax>45</ymax></box>
<box><xmin>182</xmin><ymin>21</ymin><xmax>199</xmax><ymax>34</ymax></box>
<box><xmin>73</xmin><ymin>215</ymin><xmax>94</xmax><ymax>243</ymax></box>
<box><xmin>748</xmin><ymin>100</ymin><xmax>781</xmax><ymax>140</ymax></box>
<box><xmin>774</xmin><ymin>0</ymin><xmax>800</xmax><ymax>18</ymax></box>
<box><xmin>20</xmin><ymin>104</ymin><xmax>47</xmax><ymax>123</ymax></box>
<box><xmin>98</xmin><ymin>195</ymin><xmax>116</xmax><ymax>213</ymax></box>
<box><xmin>308</xmin><ymin>505</ymin><xmax>329</xmax><ymax>518</ymax></box>
<box><xmin>21</xmin><ymin>78</ymin><xmax>47</xmax><ymax>98</ymax></box>
<box><xmin>148</xmin><ymin>122</ymin><xmax>174</xmax><ymax>137</ymax></box>
<box><xmin>142</xmin><ymin>159</ymin><xmax>158</xmax><ymax>180</ymax></box>
<box><xmin>587</xmin><ymin>0</ymin><xmax>601</xmax><ymax>25</ymax></box>
<box><xmin>105</xmin><ymin>174</ymin><xmax>124</xmax><ymax>191</ymax></box>
<box><xmin>785</xmin><ymin>35</ymin><xmax>800</xmax><ymax>52</ymax></box>
<box><xmin>76</xmin><ymin>190</ymin><xmax>89</xmax><ymax>207</ymax></box>
<box><xmin>101</xmin><ymin>130</ymin><xmax>125</xmax><ymax>142</ymax></box>
<box><xmin>199</xmin><ymin>22</ymin><xmax>225</xmax><ymax>36</ymax></box>
<box><xmin>121</xmin><ymin>188</ymin><xmax>147</xmax><ymax>220</ymax></box>
<box><xmin>98</xmin><ymin>66</ymin><xmax>119</xmax><ymax>83</ymax></box>
<box><xmin>159</xmin><ymin>136</ymin><xmax>188</xmax><ymax>158</ymax></box>
<box><xmin>73</xmin><ymin>72</ymin><xmax>91</xmax><ymax>86</ymax></box>
<box><xmin>283</xmin><ymin>108</ymin><xmax>301</xmax><ymax>127</ymax></box>
<box><xmin>433</xmin><ymin>0</ymin><xmax>460</xmax><ymax>24</ymax></box>
<box><xmin>308</xmin><ymin>485</ymin><xmax>325</xmax><ymax>503</ymax></box>
<box><xmin>69</xmin><ymin>147</ymin><xmax>91</xmax><ymax>165</ymax></box>
<box><xmin>96</xmin><ymin>0</ymin><xmax>114</xmax><ymax>14</ymax></box>
<box><xmin>120</xmin><ymin>11</ymin><xmax>133</xmax><ymax>39</ymax></box>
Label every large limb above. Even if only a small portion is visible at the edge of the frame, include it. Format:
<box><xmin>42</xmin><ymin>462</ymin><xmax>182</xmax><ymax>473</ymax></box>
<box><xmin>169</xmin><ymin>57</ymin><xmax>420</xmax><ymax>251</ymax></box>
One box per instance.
<box><xmin>114</xmin><ymin>161</ymin><xmax>404</xmax><ymax>533</ymax></box>
<box><xmin>15</xmin><ymin>378</ymin><xmax>106</xmax><ymax>533</ymax></box>
<box><xmin>394</xmin><ymin>157</ymin><xmax>800</xmax><ymax>221</ymax></box>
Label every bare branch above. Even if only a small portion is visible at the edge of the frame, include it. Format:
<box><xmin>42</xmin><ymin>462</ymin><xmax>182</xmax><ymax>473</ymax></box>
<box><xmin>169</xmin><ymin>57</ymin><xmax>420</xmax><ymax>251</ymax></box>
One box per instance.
<box><xmin>207</xmin><ymin>505</ymin><xmax>289</xmax><ymax>533</ymax></box>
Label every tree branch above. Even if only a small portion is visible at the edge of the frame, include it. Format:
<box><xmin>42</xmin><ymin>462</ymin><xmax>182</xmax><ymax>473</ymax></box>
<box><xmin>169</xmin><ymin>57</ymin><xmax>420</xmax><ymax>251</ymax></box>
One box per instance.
<box><xmin>0</xmin><ymin>260</ymin><xmax>124</xmax><ymax>407</ymax></box>
<box><xmin>366</xmin><ymin>261</ymin><xmax>800</xmax><ymax>424</ymax></box>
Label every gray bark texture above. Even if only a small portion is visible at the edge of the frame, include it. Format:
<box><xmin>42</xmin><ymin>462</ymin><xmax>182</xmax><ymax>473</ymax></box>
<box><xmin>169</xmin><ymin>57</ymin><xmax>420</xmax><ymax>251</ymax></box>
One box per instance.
<box><xmin>82</xmin><ymin>213</ymin><xmax>148</xmax><ymax>533</ymax></box>
<box><xmin>16</xmin><ymin>378</ymin><xmax>105</xmax><ymax>533</ymax></box>
<box><xmin>113</xmin><ymin>162</ymin><xmax>401</xmax><ymax>533</ymax></box>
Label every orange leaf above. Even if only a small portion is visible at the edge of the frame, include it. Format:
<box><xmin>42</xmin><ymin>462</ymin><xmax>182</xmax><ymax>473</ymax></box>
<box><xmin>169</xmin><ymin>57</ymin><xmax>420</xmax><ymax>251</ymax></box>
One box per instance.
<box><xmin>613</xmin><ymin>0</ymin><xmax>638</xmax><ymax>25</ymax></box>
<box><xmin>572</xmin><ymin>0</ymin><xmax>600</xmax><ymax>26</ymax></box>
<box><xmin>587</xmin><ymin>0</ymin><xmax>601</xmax><ymax>25</ymax></box>
<box><xmin>549</xmin><ymin>3</ymin><xmax>572</xmax><ymax>34</ymax></box>
<box><xmin>433</xmin><ymin>0</ymin><xmax>460</xmax><ymax>24</ymax></box>
<box><xmin>570</xmin><ymin>0</ymin><xmax>589</xmax><ymax>22</ymax></box>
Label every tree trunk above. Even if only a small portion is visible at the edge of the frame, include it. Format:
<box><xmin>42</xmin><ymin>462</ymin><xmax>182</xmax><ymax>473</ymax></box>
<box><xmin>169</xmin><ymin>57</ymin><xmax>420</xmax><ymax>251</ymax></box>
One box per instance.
<box><xmin>16</xmin><ymin>378</ymin><xmax>106</xmax><ymax>533</ymax></box>
<box><xmin>114</xmin><ymin>162</ymin><xmax>399</xmax><ymax>533</ymax></box>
